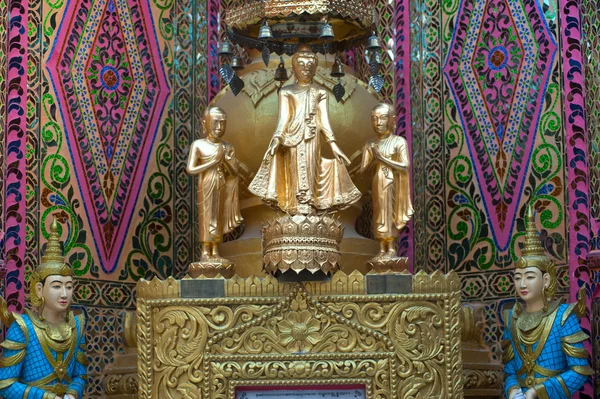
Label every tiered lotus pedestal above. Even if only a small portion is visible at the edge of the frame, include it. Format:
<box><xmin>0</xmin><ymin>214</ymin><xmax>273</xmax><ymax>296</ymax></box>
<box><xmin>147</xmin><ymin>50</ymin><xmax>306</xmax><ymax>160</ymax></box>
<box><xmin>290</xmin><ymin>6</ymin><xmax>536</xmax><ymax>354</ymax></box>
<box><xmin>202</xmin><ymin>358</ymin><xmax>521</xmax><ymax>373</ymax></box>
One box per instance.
<box><xmin>135</xmin><ymin>271</ymin><xmax>465</xmax><ymax>399</ymax></box>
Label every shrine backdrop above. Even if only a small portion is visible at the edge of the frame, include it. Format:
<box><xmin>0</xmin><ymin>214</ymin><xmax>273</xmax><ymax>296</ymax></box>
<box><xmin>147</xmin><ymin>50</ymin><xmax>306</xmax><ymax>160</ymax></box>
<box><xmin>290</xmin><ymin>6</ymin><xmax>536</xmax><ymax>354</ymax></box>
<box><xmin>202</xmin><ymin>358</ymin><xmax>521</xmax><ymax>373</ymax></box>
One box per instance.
<box><xmin>0</xmin><ymin>0</ymin><xmax>204</xmax><ymax>391</ymax></box>
<box><xmin>0</xmin><ymin>0</ymin><xmax>599</xmax><ymax>396</ymax></box>
<box><xmin>408</xmin><ymin>0</ymin><xmax>597</xmax><ymax>396</ymax></box>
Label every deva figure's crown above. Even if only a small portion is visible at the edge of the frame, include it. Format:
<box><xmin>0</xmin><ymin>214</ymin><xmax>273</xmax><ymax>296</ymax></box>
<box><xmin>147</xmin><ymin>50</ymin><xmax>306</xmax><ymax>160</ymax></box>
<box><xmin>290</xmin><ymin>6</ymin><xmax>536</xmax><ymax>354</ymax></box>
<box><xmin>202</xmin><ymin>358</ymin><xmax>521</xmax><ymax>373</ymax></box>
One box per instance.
<box><xmin>515</xmin><ymin>205</ymin><xmax>557</xmax><ymax>299</ymax></box>
<box><xmin>30</xmin><ymin>217</ymin><xmax>73</xmax><ymax>306</ymax></box>
<box><xmin>262</xmin><ymin>214</ymin><xmax>344</xmax><ymax>275</ymax></box>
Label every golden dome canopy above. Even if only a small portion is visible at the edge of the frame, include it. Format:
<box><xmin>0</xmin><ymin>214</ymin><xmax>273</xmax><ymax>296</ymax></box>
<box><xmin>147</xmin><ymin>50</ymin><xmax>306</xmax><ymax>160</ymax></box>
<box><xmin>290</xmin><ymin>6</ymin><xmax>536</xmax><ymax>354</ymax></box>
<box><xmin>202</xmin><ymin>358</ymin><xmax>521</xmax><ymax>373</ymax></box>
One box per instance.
<box><xmin>224</xmin><ymin>0</ymin><xmax>375</xmax><ymax>55</ymax></box>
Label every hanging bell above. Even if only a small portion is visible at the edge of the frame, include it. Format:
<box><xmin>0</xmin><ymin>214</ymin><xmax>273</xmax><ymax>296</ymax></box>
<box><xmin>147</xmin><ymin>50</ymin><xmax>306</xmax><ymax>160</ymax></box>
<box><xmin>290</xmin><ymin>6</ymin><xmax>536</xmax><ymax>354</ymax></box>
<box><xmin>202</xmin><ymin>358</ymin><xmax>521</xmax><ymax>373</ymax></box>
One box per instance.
<box><xmin>231</xmin><ymin>56</ymin><xmax>244</xmax><ymax>71</ymax></box>
<box><xmin>274</xmin><ymin>59</ymin><xmax>288</xmax><ymax>82</ymax></box>
<box><xmin>366</xmin><ymin>33</ymin><xmax>382</xmax><ymax>51</ymax></box>
<box><xmin>330</xmin><ymin>57</ymin><xmax>345</xmax><ymax>78</ymax></box>
<box><xmin>218</xmin><ymin>41</ymin><xmax>233</xmax><ymax>57</ymax></box>
<box><xmin>319</xmin><ymin>22</ymin><xmax>335</xmax><ymax>40</ymax></box>
<box><xmin>258</xmin><ymin>21</ymin><xmax>273</xmax><ymax>40</ymax></box>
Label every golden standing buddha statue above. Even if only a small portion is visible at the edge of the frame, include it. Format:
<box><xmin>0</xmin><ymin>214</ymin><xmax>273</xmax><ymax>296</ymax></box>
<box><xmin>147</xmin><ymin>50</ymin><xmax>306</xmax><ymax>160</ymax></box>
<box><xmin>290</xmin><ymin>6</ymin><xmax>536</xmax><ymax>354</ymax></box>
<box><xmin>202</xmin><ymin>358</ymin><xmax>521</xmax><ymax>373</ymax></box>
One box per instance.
<box><xmin>0</xmin><ymin>217</ymin><xmax>88</xmax><ymax>399</ymax></box>
<box><xmin>361</xmin><ymin>103</ymin><xmax>413</xmax><ymax>271</ymax></box>
<box><xmin>248</xmin><ymin>44</ymin><xmax>361</xmax><ymax>215</ymax></box>
<box><xmin>186</xmin><ymin>106</ymin><xmax>243</xmax><ymax>278</ymax></box>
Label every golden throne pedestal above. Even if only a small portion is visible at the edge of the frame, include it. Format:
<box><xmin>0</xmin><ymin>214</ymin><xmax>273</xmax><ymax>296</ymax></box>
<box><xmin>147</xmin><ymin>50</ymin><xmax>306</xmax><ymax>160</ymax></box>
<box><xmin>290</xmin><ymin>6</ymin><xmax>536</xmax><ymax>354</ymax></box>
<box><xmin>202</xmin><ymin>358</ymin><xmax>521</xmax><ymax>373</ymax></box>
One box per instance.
<box><xmin>135</xmin><ymin>271</ymin><xmax>464</xmax><ymax>399</ymax></box>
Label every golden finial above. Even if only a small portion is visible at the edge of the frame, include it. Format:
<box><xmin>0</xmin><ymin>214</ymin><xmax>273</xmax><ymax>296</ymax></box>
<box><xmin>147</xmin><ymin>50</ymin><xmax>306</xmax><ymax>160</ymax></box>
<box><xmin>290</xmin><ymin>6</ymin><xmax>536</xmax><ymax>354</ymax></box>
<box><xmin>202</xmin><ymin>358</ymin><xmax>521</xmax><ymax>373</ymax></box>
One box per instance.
<box><xmin>521</xmin><ymin>204</ymin><xmax>545</xmax><ymax>256</ymax></box>
<box><xmin>41</xmin><ymin>216</ymin><xmax>65</xmax><ymax>264</ymax></box>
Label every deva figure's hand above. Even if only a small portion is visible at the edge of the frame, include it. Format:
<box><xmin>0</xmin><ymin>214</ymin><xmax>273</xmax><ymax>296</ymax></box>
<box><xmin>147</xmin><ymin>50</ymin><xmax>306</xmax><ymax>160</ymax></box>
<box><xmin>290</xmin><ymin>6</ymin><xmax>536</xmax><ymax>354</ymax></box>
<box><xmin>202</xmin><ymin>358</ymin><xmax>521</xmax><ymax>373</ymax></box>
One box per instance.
<box><xmin>508</xmin><ymin>389</ymin><xmax>526</xmax><ymax>399</ymax></box>
<box><xmin>524</xmin><ymin>389</ymin><xmax>537</xmax><ymax>399</ymax></box>
<box><xmin>267</xmin><ymin>137</ymin><xmax>281</xmax><ymax>157</ymax></box>
<box><xmin>331</xmin><ymin>142</ymin><xmax>351</xmax><ymax>165</ymax></box>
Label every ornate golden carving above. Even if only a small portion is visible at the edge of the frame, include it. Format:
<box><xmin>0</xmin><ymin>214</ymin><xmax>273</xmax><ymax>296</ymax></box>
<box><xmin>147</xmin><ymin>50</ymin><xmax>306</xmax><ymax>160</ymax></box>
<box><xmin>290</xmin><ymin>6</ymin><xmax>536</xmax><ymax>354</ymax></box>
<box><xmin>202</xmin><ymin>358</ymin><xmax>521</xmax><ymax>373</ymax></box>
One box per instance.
<box><xmin>413</xmin><ymin>270</ymin><xmax>461</xmax><ymax>294</ymax></box>
<box><xmin>124</xmin><ymin>311</ymin><xmax>137</xmax><ymax>348</ymax></box>
<box><xmin>225</xmin><ymin>270</ymin><xmax>366</xmax><ymax>297</ymax></box>
<box><xmin>225</xmin><ymin>0</ymin><xmax>375</xmax><ymax>32</ymax></box>
<box><xmin>262</xmin><ymin>214</ymin><xmax>344</xmax><ymax>276</ymax></box>
<box><xmin>366</xmin><ymin>257</ymin><xmax>409</xmax><ymax>273</ymax></box>
<box><xmin>461</xmin><ymin>303</ymin><xmax>485</xmax><ymax>345</ymax></box>
<box><xmin>189</xmin><ymin>261</ymin><xmax>235</xmax><ymax>279</ymax></box>
<box><xmin>136</xmin><ymin>276</ymin><xmax>180</xmax><ymax>300</ymax></box>
<box><xmin>105</xmin><ymin>373</ymin><xmax>138</xmax><ymax>396</ymax></box>
<box><xmin>463</xmin><ymin>369</ymin><xmax>502</xmax><ymax>390</ymax></box>
<box><xmin>137</xmin><ymin>272</ymin><xmax>463</xmax><ymax>399</ymax></box>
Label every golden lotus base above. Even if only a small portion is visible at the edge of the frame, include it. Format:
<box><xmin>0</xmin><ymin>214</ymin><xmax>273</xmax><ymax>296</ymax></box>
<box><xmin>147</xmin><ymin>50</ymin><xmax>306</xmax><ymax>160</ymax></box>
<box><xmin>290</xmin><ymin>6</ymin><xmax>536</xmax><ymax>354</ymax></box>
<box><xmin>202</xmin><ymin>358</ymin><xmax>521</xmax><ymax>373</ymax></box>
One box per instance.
<box><xmin>262</xmin><ymin>213</ymin><xmax>344</xmax><ymax>277</ymax></box>
<box><xmin>188</xmin><ymin>258</ymin><xmax>235</xmax><ymax>278</ymax></box>
<box><xmin>366</xmin><ymin>256</ymin><xmax>409</xmax><ymax>273</ymax></box>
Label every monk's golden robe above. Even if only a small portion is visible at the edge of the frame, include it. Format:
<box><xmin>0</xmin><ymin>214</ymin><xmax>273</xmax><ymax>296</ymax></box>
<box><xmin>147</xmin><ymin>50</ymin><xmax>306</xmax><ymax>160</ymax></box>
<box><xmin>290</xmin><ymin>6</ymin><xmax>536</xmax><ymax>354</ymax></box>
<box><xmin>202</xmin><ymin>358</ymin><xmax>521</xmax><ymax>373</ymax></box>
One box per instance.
<box><xmin>192</xmin><ymin>140</ymin><xmax>242</xmax><ymax>242</ymax></box>
<box><xmin>249</xmin><ymin>83</ymin><xmax>361</xmax><ymax>214</ymax></box>
<box><xmin>361</xmin><ymin>135</ymin><xmax>413</xmax><ymax>239</ymax></box>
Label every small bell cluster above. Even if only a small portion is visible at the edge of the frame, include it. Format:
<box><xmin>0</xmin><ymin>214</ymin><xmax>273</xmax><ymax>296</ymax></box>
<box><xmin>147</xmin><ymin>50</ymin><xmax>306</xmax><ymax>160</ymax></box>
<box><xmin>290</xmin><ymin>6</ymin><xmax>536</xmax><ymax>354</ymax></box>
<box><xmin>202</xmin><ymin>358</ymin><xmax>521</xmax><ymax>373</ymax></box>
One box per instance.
<box><xmin>217</xmin><ymin>41</ymin><xmax>245</xmax><ymax>96</ymax></box>
<box><xmin>365</xmin><ymin>32</ymin><xmax>385</xmax><ymax>93</ymax></box>
<box><xmin>217</xmin><ymin>17</ymin><xmax>385</xmax><ymax>98</ymax></box>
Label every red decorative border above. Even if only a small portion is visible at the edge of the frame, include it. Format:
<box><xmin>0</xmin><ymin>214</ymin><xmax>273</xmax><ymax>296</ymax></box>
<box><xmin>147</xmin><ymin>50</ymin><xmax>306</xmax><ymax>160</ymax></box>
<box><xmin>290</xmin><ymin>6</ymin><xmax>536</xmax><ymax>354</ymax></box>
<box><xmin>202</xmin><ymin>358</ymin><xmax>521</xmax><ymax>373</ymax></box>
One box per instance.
<box><xmin>237</xmin><ymin>384</ymin><xmax>366</xmax><ymax>392</ymax></box>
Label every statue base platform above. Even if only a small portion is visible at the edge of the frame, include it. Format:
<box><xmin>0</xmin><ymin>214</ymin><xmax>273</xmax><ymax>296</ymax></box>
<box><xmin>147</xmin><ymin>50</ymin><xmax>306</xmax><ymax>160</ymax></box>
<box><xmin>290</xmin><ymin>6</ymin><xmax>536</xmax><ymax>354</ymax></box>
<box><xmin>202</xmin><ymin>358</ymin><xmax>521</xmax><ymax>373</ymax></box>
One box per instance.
<box><xmin>262</xmin><ymin>213</ymin><xmax>344</xmax><ymax>277</ymax></box>
<box><xmin>366</xmin><ymin>256</ymin><xmax>409</xmax><ymax>273</ymax></box>
<box><xmin>188</xmin><ymin>258</ymin><xmax>235</xmax><ymax>278</ymax></box>
<box><xmin>136</xmin><ymin>271</ymin><xmax>465</xmax><ymax>398</ymax></box>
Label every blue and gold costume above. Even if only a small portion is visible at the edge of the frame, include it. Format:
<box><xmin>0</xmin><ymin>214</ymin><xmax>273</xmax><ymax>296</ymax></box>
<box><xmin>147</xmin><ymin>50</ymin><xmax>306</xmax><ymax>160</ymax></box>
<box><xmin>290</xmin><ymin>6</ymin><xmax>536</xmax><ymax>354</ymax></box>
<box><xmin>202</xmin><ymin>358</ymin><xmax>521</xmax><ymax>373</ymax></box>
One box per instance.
<box><xmin>0</xmin><ymin>310</ymin><xmax>87</xmax><ymax>399</ymax></box>
<box><xmin>502</xmin><ymin>205</ymin><xmax>593</xmax><ymax>398</ymax></box>
<box><xmin>503</xmin><ymin>301</ymin><xmax>593</xmax><ymax>398</ymax></box>
<box><xmin>0</xmin><ymin>217</ymin><xmax>88</xmax><ymax>399</ymax></box>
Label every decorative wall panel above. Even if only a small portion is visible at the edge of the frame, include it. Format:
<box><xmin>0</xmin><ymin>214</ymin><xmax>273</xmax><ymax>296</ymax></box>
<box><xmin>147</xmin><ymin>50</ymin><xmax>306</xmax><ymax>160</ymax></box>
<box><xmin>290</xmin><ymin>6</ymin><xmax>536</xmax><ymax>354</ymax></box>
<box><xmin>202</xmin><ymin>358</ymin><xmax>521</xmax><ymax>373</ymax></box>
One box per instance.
<box><xmin>45</xmin><ymin>0</ymin><xmax>171</xmax><ymax>275</ymax></box>
<box><xmin>0</xmin><ymin>0</ymin><xmax>7</xmax><ymax>267</ymax></box>
<box><xmin>407</xmin><ymin>0</ymin><xmax>584</xmax><ymax>371</ymax></box>
<box><xmin>11</xmin><ymin>0</ymin><xmax>204</xmax><ymax>389</ymax></box>
<box><xmin>172</xmin><ymin>0</ymin><xmax>196</xmax><ymax>278</ymax></box>
<box><xmin>4</xmin><ymin>0</ymin><xmax>29</xmax><ymax>313</ymax></box>
<box><xmin>583</xmin><ymin>0</ymin><xmax>600</xmax><ymax>252</ymax></box>
<box><xmin>582</xmin><ymin>0</ymin><xmax>600</xmax><ymax>394</ymax></box>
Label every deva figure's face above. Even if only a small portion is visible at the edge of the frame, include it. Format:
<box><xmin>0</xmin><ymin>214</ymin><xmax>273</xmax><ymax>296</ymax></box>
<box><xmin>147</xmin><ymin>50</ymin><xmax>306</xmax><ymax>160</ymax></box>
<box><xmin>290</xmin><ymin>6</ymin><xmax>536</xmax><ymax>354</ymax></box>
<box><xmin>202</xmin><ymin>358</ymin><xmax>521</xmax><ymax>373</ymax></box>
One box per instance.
<box><xmin>292</xmin><ymin>54</ymin><xmax>317</xmax><ymax>83</ymax></box>
<box><xmin>204</xmin><ymin>109</ymin><xmax>227</xmax><ymax>139</ymax></box>
<box><xmin>513</xmin><ymin>267</ymin><xmax>549</xmax><ymax>303</ymax></box>
<box><xmin>371</xmin><ymin>105</ymin><xmax>395</xmax><ymax>136</ymax></box>
<box><xmin>36</xmin><ymin>275</ymin><xmax>74</xmax><ymax>314</ymax></box>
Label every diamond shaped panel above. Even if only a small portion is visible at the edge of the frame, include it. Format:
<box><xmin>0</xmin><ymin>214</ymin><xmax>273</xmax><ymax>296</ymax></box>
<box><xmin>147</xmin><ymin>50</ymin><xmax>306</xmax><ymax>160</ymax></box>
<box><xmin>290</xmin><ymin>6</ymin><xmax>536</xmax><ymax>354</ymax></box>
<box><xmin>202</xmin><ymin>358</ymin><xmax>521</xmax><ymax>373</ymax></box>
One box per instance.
<box><xmin>444</xmin><ymin>0</ymin><xmax>557</xmax><ymax>250</ymax></box>
<box><xmin>470</xmin><ymin>0</ymin><xmax>524</xmax><ymax>144</ymax></box>
<box><xmin>46</xmin><ymin>0</ymin><xmax>170</xmax><ymax>272</ymax></box>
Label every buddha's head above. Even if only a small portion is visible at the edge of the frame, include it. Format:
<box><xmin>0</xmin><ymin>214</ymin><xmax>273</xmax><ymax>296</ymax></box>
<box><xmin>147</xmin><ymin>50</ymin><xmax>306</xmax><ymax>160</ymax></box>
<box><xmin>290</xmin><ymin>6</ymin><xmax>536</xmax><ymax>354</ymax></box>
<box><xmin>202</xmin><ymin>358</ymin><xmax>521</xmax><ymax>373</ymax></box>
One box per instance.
<box><xmin>371</xmin><ymin>103</ymin><xmax>396</xmax><ymax>137</ymax></box>
<box><xmin>32</xmin><ymin>217</ymin><xmax>74</xmax><ymax>321</ymax></box>
<box><xmin>292</xmin><ymin>45</ymin><xmax>318</xmax><ymax>84</ymax></box>
<box><xmin>513</xmin><ymin>205</ymin><xmax>557</xmax><ymax>312</ymax></box>
<box><xmin>202</xmin><ymin>106</ymin><xmax>227</xmax><ymax>140</ymax></box>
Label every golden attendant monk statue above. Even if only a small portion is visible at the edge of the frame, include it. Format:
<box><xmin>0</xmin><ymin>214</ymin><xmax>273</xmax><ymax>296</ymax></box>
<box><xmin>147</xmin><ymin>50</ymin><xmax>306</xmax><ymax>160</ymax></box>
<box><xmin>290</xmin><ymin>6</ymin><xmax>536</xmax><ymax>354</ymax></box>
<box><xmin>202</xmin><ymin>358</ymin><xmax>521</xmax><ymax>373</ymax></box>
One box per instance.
<box><xmin>248</xmin><ymin>44</ymin><xmax>361</xmax><ymax>215</ymax></box>
<box><xmin>186</xmin><ymin>106</ymin><xmax>243</xmax><ymax>277</ymax></box>
<box><xmin>361</xmin><ymin>103</ymin><xmax>413</xmax><ymax>271</ymax></box>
